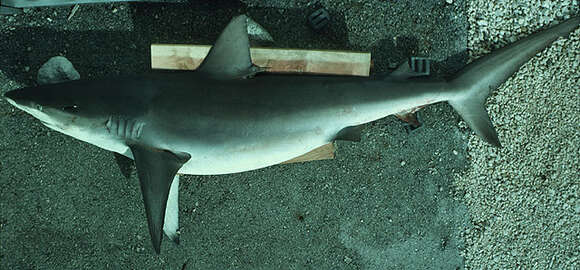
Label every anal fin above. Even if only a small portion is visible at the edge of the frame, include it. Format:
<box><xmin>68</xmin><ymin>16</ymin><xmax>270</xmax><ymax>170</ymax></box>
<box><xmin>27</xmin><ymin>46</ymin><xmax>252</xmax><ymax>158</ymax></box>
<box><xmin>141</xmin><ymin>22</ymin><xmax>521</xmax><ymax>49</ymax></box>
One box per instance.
<box><xmin>394</xmin><ymin>105</ymin><xmax>426</xmax><ymax>130</ymax></box>
<box><xmin>395</xmin><ymin>112</ymin><xmax>422</xmax><ymax>130</ymax></box>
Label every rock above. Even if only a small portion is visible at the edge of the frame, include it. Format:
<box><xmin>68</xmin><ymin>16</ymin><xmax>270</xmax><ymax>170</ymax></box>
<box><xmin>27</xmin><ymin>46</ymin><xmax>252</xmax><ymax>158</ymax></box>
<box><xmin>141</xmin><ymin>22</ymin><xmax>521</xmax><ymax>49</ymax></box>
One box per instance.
<box><xmin>37</xmin><ymin>56</ymin><xmax>80</xmax><ymax>85</ymax></box>
<box><xmin>246</xmin><ymin>17</ymin><xmax>274</xmax><ymax>44</ymax></box>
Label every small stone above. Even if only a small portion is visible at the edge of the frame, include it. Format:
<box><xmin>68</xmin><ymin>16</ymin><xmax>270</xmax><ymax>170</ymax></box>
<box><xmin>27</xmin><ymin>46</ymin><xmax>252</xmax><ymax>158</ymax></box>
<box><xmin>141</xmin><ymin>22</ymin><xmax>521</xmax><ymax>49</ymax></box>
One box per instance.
<box><xmin>445</xmin><ymin>0</ymin><xmax>453</xmax><ymax>4</ymax></box>
<box><xmin>37</xmin><ymin>56</ymin><xmax>81</xmax><ymax>85</ymax></box>
<box><xmin>400</xmin><ymin>160</ymin><xmax>406</xmax><ymax>166</ymax></box>
<box><xmin>344</xmin><ymin>256</ymin><xmax>353</xmax><ymax>264</ymax></box>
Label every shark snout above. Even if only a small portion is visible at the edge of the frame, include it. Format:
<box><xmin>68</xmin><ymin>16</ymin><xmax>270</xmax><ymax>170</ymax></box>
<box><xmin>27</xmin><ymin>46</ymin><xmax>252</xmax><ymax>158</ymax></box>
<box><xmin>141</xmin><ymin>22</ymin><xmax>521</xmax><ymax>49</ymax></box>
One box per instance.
<box><xmin>4</xmin><ymin>89</ymin><xmax>25</xmax><ymax>106</ymax></box>
<box><xmin>3</xmin><ymin>90</ymin><xmax>14</xmax><ymax>100</ymax></box>
<box><xmin>3</xmin><ymin>88</ymin><xmax>41</xmax><ymax>111</ymax></box>
<box><xmin>3</xmin><ymin>90</ymin><xmax>20</xmax><ymax>108</ymax></box>
<box><xmin>3</xmin><ymin>89</ymin><xmax>43</xmax><ymax>116</ymax></box>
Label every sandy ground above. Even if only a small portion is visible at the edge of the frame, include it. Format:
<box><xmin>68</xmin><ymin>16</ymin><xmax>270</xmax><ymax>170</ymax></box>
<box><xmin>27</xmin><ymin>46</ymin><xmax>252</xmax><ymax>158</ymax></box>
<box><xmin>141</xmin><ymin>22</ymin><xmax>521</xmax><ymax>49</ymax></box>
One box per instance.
<box><xmin>0</xmin><ymin>0</ymin><xmax>577</xmax><ymax>269</ymax></box>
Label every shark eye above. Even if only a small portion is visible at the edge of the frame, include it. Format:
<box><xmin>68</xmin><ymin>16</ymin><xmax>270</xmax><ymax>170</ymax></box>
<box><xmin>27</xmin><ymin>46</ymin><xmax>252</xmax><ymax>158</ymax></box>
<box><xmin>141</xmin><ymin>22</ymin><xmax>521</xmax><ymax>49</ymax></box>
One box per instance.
<box><xmin>36</xmin><ymin>104</ymin><xmax>43</xmax><ymax>111</ymax></box>
<box><xmin>63</xmin><ymin>105</ymin><xmax>79</xmax><ymax>113</ymax></box>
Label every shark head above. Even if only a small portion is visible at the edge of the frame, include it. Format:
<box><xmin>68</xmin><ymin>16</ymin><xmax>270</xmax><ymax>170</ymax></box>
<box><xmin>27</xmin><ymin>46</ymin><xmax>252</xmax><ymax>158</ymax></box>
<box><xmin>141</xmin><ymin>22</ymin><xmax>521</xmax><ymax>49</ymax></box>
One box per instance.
<box><xmin>4</xmin><ymin>82</ymin><xmax>101</xmax><ymax>132</ymax></box>
<box><xmin>4</xmin><ymin>84</ymin><xmax>86</xmax><ymax>130</ymax></box>
<box><xmin>4</xmin><ymin>79</ymin><xmax>151</xmax><ymax>133</ymax></box>
<box><xmin>3</xmin><ymin>79</ymin><xmax>153</xmax><ymax>159</ymax></box>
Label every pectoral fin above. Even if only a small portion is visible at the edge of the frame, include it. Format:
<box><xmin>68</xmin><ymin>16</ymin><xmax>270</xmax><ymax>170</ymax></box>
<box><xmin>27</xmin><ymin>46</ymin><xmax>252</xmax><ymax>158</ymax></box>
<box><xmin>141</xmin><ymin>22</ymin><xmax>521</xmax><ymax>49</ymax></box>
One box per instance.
<box><xmin>163</xmin><ymin>174</ymin><xmax>180</xmax><ymax>245</ymax></box>
<box><xmin>128</xmin><ymin>144</ymin><xmax>191</xmax><ymax>254</ymax></box>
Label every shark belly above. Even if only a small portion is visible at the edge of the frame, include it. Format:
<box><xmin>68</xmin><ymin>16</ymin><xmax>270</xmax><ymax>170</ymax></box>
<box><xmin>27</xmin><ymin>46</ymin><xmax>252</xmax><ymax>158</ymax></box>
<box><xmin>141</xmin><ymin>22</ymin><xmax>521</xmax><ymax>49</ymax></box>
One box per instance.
<box><xmin>177</xmin><ymin>134</ymin><xmax>329</xmax><ymax>175</ymax></box>
<box><xmin>173</xmin><ymin>120</ymin><xmax>340</xmax><ymax>175</ymax></box>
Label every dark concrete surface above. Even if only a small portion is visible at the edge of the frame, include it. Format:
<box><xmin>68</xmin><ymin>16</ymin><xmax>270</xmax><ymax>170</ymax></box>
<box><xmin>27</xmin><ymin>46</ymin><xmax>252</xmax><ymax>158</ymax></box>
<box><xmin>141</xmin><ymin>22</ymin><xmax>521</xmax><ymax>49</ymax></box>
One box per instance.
<box><xmin>0</xmin><ymin>1</ymin><xmax>472</xmax><ymax>269</ymax></box>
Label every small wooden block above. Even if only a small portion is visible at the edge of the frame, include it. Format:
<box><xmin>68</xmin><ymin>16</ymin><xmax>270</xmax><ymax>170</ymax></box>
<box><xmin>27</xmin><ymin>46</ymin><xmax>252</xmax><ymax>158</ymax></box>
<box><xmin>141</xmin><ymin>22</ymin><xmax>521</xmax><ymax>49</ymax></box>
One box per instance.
<box><xmin>150</xmin><ymin>44</ymin><xmax>371</xmax><ymax>164</ymax></box>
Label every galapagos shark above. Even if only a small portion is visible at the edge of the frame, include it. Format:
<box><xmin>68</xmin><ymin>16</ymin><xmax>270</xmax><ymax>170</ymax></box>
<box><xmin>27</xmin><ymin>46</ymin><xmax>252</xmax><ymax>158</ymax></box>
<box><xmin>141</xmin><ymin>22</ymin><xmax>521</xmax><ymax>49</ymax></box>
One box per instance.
<box><xmin>3</xmin><ymin>15</ymin><xmax>579</xmax><ymax>254</ymax></box>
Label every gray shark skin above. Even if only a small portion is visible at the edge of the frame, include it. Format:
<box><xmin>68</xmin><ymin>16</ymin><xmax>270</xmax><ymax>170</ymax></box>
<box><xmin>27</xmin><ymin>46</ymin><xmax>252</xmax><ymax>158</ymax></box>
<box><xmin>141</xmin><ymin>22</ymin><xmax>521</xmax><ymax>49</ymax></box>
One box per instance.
<box><xmin>4</xmin><ymin>15</ymin><xmax>579</xmax><ymax>254</ymax></box>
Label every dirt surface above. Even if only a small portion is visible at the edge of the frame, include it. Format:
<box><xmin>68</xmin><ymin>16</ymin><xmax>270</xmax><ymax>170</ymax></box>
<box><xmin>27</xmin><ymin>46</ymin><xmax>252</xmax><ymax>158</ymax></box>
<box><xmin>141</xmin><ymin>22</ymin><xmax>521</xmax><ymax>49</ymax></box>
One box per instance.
<box><xmin>1</xmin><ymin>1</ymin><xmax>575</xmax><ymax>269</ymax></box>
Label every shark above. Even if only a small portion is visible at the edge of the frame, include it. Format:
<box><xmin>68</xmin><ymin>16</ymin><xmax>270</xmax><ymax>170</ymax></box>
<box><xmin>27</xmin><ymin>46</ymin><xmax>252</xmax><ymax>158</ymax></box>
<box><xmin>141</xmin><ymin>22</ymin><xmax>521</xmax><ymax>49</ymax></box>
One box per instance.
<box><xmin>3</xmin><ymin>15</ymin><xmax>579</xmax><ymax>254</ymax></box>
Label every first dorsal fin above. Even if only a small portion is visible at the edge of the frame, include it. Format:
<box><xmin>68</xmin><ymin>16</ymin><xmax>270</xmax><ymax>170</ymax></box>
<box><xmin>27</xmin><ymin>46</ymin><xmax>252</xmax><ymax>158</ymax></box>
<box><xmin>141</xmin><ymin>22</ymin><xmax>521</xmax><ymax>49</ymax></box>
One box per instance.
<box><xmin>198</xmin><ymin>15</ymin><xmax>262</xmax><ymax>79</ymax></box>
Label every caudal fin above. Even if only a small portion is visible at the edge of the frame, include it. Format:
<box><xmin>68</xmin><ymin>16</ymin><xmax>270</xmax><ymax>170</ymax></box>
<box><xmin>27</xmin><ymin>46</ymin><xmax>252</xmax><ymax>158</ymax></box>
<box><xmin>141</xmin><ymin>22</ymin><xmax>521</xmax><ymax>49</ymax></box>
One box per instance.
<box><xmin>448</xmin><ymin>16</ymin><xmax>579</xmax><ymax>147</ymax></box>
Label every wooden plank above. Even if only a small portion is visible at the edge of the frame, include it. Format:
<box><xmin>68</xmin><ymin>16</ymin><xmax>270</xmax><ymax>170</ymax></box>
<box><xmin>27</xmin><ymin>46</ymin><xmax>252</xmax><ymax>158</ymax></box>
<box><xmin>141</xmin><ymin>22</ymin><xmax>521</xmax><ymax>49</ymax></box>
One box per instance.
<box><xmin>281</xmin><ymin>143</ymin><xmax>335</xmax><ymax>164</ymax></box>
<box><xmin>150</xmin><ymin>44</ymin><xmax>371</xmax><ymax>164</ymax></box>
<box><xmin>151</xmin><ymin>44</ymin><xmax>371</xmax><ymax>76</ymax></box>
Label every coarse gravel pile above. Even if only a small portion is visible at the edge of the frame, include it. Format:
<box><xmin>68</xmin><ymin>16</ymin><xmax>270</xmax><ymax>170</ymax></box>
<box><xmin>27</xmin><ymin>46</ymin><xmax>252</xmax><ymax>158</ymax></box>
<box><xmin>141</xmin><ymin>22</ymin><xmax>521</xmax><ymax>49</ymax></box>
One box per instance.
<box><xmin>455</xmin><ymin>0</ymin><xmax>579</xmax><ymax>269</ymax></box>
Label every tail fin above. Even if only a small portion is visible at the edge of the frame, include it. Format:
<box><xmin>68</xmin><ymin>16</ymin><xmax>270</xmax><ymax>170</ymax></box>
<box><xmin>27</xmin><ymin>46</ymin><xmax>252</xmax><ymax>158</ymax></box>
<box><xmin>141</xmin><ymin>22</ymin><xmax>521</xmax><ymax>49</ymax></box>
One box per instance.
<box><xmin>448</xmin><ymin>17</ymin><xmax>579</xmax><ymax>147</ymax></box>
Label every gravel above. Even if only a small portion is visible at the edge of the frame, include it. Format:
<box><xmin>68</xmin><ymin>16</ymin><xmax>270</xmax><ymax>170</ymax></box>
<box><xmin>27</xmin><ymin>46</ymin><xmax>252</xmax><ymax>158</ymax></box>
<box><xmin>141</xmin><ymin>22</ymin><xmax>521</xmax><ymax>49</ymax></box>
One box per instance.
<box><xmin>455</xmin><ymin>1</ymin><xmax>580</xmax><ymax>269</ymax></box>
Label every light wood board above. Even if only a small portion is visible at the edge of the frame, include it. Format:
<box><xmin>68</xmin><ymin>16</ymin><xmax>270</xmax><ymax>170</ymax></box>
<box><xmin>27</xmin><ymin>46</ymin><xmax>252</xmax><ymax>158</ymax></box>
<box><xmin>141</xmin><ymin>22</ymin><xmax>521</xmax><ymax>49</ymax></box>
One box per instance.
<box><xmin>151</xmin><ymin>44</ymin><xmax>370</xmax><ymax>76</ymax></box>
